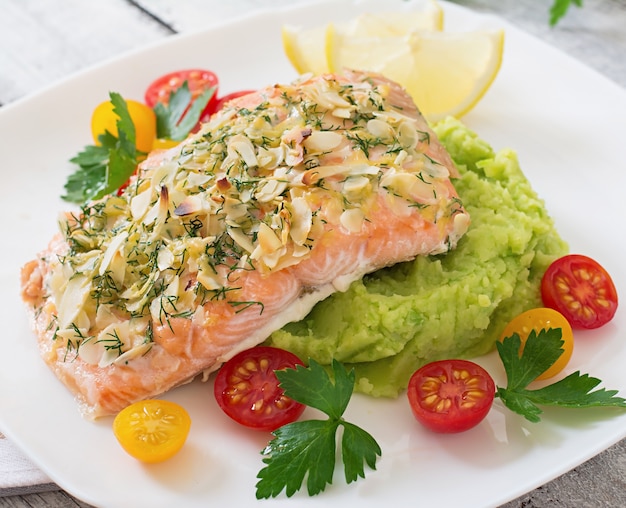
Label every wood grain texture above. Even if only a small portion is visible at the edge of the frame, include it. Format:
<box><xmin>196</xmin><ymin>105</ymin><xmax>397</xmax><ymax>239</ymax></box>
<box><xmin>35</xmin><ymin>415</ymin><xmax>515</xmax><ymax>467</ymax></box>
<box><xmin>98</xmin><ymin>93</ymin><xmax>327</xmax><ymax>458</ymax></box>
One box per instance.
<box><xmin>0</xmin><ymin>0</ymin><xmax>172</xmax><ymax>105</ymax></box>
<box><xmin>0</xmin><ymin>491</ymin><xmax>92</xmax><ymax>508</ymax></box>
<box><xmin>0</xmin><ymin>1</ymin><xmax>624</xmax><ymax>507</ymax></box>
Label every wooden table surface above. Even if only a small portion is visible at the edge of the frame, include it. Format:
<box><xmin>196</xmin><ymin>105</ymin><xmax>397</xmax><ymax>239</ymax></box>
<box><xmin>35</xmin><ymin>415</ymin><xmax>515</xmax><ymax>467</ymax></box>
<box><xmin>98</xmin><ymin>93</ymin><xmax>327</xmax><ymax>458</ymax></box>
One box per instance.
<box><xmin>1</xmin><ymin>1</ymin><xmax>625</xmax><ymax>507</ymax></box>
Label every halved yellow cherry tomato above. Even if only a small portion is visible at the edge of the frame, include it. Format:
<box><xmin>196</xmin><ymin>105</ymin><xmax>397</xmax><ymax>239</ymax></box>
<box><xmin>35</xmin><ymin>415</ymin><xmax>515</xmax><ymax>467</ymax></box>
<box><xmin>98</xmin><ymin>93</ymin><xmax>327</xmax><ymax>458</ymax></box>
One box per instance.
<box><xmin>151</xmin><ymin>138</ymin><xmax>181</xmax><ymax>150</ymax></box>
<box><xmin>113</xmin><ymin>399</ymin><xmax>191</xmax><ymax>463</ymax></box>
<box><xmin>499</xmin><ymin>307</ymin><xmax>574</xmax><ymax>380</ymax></box>
<box><xmin>91</xmin><ymin>99</ymin><xmax>156</xmax><ymax>154</ymax></box>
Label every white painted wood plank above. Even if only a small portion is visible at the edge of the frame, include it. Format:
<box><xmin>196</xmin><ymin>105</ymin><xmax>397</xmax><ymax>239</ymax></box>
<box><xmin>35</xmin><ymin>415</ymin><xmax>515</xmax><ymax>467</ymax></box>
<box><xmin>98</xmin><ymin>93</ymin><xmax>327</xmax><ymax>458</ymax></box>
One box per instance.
<box><xmin>0</xmin><ymin>0</ymin><xmax>172</xmax><ymax>104</ymax></box>
<box><xmin>131</xmin><ymin>0</ymin><xmax>300</xmax><ymax>30</ymax></box>
<box><xmin>0</xmin><ymin>0</ymin><xmax>321</xmax><ymax>106</ymax></box>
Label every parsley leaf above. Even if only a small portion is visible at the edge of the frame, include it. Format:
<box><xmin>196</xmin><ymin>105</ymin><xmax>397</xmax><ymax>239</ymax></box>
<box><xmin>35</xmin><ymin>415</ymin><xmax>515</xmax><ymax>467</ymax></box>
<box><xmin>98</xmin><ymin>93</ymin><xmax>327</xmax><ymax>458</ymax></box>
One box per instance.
<box><xmin>524</xmin><ymin>372</ymin><xmax>626</xmax><ymax>408</ymax></box>
<box><xmin>277</xmin><ymin>356</ymin><xmax>352</xmax><ymax>418</ymax></box>
<box><xmin>549</xmin><ymin>0</ymin><xmax>584</xmax><ymax>26</ymax></box>
<box><xmin>63</xmin><ymin>144</ymin><xmax>110</xmax><ymax>203</ymax></box>
<box><xmin>255</xmin><ymin>359</ymin><xmax>381</xmax><ymax>499</ymax></box>
<box><xmin>498</xmin><ymin>328</ymin><xmax>565</xmax><ymax>391</ymax></box>
<box><xmin>63</xmin><ymin>92</ymin><xmax>138</xmax><ymax>204</ymax></box>
<box><xmin>341</xmin><ymin>421</ymin><xmax>381</xmax><ymax>483</ymax></box>
<box><xmin>496</xmin><ymin>329</ymin><xmax>626</xmax><ymax>422</ymax></box>
<box><xmin>256</xmin><ymin>420</ymin><xmax>336</xmax><ymax>498</ymax></box>
<box><xmin>154</xmin><ymin>82</ymin><xmax>215</xmax><ymax>141</ymax></box>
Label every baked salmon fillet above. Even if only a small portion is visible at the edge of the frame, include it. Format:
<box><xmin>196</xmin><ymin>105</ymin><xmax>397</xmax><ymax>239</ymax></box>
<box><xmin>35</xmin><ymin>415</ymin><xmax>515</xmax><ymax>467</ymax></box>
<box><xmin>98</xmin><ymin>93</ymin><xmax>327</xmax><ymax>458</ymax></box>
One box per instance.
<box><xmin>21</xmin><ymin>71</ymin><xmax>470</xmax><ymax>418</ymax></box>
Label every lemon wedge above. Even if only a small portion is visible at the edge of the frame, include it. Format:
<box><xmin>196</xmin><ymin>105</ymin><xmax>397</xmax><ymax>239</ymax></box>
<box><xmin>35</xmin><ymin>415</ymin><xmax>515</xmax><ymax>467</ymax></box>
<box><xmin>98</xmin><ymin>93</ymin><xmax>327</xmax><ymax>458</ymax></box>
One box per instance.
<box><xmin>326</xmin><ymin>28</ymin><xmax>505</xmax><ymax>121</ymax></box>
<box><xmin>282</xmin><ymin>24</ymin><xmax>328</xmax><ymax>75</ymax></box>
<box><xmin>282</xmin><ymin>0</ymin><xmax>443</xmax><ymax>75</ymax></box>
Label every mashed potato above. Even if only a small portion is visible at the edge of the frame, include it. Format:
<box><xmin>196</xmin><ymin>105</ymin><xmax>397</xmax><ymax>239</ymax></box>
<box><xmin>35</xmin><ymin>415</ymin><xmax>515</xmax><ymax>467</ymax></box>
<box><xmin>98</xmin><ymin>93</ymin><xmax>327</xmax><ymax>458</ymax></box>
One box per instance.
<box><xmin>265</xmin><ymin>117</ymin><xmax>568</xmax><ymax>397</ymax></box>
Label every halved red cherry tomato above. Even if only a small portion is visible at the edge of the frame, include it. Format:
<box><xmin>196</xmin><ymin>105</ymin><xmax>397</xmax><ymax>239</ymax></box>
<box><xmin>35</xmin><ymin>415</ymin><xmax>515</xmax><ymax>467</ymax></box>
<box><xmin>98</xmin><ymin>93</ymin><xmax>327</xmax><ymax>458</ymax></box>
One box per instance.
<box><xmin>144</xmin><ymin>69</ymin><xmax>219</xmax><ymax>115</ymax></box>
<box><xmin>499</xmin><ymin>307</ymin><xmax>574</xmax><ymax>380</ymax></box>
<box><xmin>113</xmin><ymin>399</ymin><xmax>191</xmax><ymax>463</ymax></box>
<box><xmin>541</xmin><ymin>254</ymin><xmax>618</xmax><ymax>329</ymax></box>
<box><xmin>213</xmin><ymin>346</ymin><xmax>305</xmax><ymax>431</ymax></box>
<box><xmin>211</xmin><ymin>90</ymin><xmax>256</xmax><ymax>113</ymax></box>
<box><xmin>407</xmin><ymin>359</ymin><xmax>495</xmax><ymax>433</ymax></box>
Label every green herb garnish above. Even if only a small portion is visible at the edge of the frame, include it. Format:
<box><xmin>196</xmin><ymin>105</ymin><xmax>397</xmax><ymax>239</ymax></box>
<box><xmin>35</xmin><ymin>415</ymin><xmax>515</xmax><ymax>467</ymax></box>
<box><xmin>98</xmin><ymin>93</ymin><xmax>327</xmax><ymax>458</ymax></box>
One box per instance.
<box><xmin>64</xmin><ymin>92</ymin><xmax>137</xmax><ymax>204</ymax></box>
<box><xmin>495</xmin><ymin>328</ymin><xmax>626</xmax><ymax>422</ymax></box>
<box><xmin>549</xmin><ymin>0</ymin><xmax>583</xmax><ymax>26</ymax></box>
<box><xmin>255</xmin><ymin>359</ymin><xmax>381</xmax><ymax>499</ymax></box>
<box><xmin>154</xmin><ymin>81</ymin><xmax>215</xmax><ymax>141</ymax></box>
<box><xmin>64</xmin><ymin>84</ymin><xmax>214</xmax><ymax>205</ymax></box>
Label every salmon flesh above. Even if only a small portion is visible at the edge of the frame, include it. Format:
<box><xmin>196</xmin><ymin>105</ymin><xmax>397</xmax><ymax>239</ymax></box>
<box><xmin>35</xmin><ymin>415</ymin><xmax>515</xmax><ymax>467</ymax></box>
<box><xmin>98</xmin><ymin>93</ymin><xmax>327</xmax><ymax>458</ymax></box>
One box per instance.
<box><xmin>20</xmin><ymin>71</ymin><xmax>470</xmax><ymax>418</ymax></box>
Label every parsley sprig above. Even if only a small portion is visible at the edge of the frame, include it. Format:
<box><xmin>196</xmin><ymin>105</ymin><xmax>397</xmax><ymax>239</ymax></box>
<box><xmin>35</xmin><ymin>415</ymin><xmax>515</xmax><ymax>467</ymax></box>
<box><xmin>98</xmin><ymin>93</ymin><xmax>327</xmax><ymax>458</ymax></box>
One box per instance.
<box><xmin>255</xmin><ymin>359</ymin><xmax>381</xmax><ymax>499</ymax></box>
<box><xmin>255</xmin><ymin>330</ymin><xmax>625</xmax><ymax>499</ymax></box>
<box><xmin>154</xmin><ymin>82</ymin><xmax>215</xmax><ymax>141</ymax></box>
<box><xmin>64</xmin><ymin>92</ymin><xmax>138</xmax><ymax>204</ymax></box>
<box><xmin>495</xmin><ymin>328</ymin><xmax>626</xmax><ymax>422</ymax></box>
<box><xmin>64</xmin><ymin>83</ymin><xmax>214</xmax><ymax>205</ymax></box>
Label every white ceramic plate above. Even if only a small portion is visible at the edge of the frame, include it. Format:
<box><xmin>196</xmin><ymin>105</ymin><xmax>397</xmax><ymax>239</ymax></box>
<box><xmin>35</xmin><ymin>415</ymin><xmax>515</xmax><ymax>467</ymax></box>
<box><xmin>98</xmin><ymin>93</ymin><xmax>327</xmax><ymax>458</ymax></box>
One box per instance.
<box><xmin>1</xmin><ymin>1</ymin><xmax>624</xmax><ymax>507</ymax></box>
